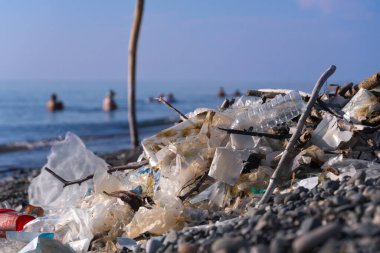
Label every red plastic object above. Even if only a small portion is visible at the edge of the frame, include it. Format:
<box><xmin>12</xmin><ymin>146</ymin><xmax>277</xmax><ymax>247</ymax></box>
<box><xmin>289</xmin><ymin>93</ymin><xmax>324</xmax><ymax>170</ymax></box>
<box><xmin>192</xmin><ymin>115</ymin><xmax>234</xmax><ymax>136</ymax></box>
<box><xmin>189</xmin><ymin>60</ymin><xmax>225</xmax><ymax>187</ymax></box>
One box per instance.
<box><xmin>0</xmin><ymin>209</ymin><xmax>35</xmax><ymax>238</ymax></box>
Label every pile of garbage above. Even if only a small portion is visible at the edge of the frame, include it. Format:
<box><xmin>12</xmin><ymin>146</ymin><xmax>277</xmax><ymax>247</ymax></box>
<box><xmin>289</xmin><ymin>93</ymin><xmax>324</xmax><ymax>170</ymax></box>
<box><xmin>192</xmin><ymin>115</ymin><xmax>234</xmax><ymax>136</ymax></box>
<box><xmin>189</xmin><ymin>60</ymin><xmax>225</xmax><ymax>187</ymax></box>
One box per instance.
<box><xmin>1</xmin><ymin>68</ymin><xmax>380</xmax><ymax>252</ymax></box>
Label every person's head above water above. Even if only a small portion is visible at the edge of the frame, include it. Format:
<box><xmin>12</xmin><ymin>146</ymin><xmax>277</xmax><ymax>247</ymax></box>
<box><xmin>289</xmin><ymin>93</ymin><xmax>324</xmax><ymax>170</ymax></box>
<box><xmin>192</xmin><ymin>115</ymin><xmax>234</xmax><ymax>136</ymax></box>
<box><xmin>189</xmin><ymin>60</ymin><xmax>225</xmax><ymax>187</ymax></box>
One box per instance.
<box><xmin>108</xmin><ymin>90</ymin><xmax>115</xmax><ymax>98</ymax></box>
<box><xmin>51</xmin><ymin>93</ymin><xmax>57</xmax><ymax>101</ymax></box>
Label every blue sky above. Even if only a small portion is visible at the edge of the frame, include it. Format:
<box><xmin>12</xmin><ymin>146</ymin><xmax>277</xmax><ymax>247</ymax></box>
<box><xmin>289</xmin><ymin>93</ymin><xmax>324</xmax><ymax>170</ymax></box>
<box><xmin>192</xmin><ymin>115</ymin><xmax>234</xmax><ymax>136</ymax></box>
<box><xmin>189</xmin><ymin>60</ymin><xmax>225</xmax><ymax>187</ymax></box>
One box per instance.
<box><xmin>0</xmin><ymin>0</ymin><xmax>379</xmax><ymax>85</ymax></box>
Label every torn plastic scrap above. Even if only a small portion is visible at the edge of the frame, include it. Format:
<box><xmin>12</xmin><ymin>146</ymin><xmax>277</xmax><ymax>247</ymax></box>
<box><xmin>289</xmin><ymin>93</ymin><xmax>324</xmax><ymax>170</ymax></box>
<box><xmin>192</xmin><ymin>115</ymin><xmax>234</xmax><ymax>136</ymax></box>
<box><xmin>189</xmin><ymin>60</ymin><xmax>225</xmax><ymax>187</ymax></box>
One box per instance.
<box><xmin>292</xmin><ymin>177</ymin><xmax>319</xmax><ymax>190</ymax></box>
<box><xmin>311</xmin><ymin>114</ymin><xmax>353</xmax><ymax>151</ymax></box>
<box><xmin>124</xmin><ymin>200</ymin><xmax>184</xmax><ymax>238</ymax></box>
<box><xmin>208</xmin><ymin>148</ymin><xmax>251</xmax><ymax>186</ymax></box>
<box><xmin>342</xmin><ymin>89</ymin><xmax>378</xmax><ymax>123</ymax></box>
<box><xmin>80</xmin><ymin>194</ymin><xmax>133</xmax><ymax>236</ymax></box>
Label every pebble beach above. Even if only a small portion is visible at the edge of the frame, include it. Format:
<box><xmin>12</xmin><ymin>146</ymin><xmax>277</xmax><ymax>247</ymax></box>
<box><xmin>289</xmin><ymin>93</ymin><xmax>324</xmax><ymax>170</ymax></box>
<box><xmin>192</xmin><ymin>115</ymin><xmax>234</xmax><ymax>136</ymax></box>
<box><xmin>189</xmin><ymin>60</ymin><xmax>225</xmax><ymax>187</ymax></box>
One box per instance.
<box><xmin>1</xmin><ymin>150</ymin><xmax>379</xmax><ymax>253</ymax></box>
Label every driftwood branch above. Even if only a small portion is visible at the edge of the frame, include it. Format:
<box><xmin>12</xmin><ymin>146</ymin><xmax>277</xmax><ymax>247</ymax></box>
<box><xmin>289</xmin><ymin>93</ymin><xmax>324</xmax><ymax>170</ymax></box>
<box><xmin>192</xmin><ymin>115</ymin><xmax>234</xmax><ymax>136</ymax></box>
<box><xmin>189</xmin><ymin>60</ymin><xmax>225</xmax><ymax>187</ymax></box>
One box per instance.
<box><xmin>179</xmin><ymin>173</ymin><xmax>208</xmax><ymax>201</ymax></box>
<box><xmin>128</xmin><ymin>0</ymin><xmax>144</xmax><ymax>148</ymax></box>
<box><xmin>258</xmin><ymin>65</ymin><xmax>337</xmax><ymax>205</ymax></box>
<box><xmin>156</xmin><ymin>96</ymin><xmax>188</xmax><ymax>120</ymax></box>
<box><xmin>218</xmin><ymin>127</ymin><xmax>291</xmax><ymax>139</ymax></box>
<box><xmin>45</xmin><ymin>160</ymin><xmax>148</xmax><ymax>187</ymax></box>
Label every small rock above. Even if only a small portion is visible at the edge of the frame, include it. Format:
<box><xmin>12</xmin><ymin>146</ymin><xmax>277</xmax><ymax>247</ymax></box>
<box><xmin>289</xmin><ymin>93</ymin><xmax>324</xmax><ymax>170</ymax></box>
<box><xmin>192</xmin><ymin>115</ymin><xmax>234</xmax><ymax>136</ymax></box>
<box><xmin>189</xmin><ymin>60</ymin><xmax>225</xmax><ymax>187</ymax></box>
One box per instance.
<box><xmin>269</xmin><ymin>236</ymin><xmax>290</xmax><ymax>253</ymax></box>
<box><xmin>178</xmin><ymin>243</ymin><xmax>198</xmax><ymax>253</ymax></box>
<box><xmin>321</xmin><ymin>180</ymin><xmax>340</xmax><ymax>191</ymax></box>
<box><xmin>347</xmin><ymin>171</ymin><xmax>365</xmax><ymax>185</ymax></box>
<box><xmin>292</xmin><ymin>223</ymin><xmax>341</xmax><ymax>253</ymax></box>
<box><xmin>211</xmin><ymin>237</ymin><xmax>249</xmax><ymax>253</ymax></box>
<box><xmin>146</xmin><ymin>239</ymin><xmax>162</xmax><ymax>253</ymax></box>
<box><xmin>249</xmin><ymin>245</ymin><xmax>269</xmax><ymax>253</ymax></box>
<box><xmin>297</xmin><ymin>217</ymin><xmax>321</xmax><ymax>236</ymax></box>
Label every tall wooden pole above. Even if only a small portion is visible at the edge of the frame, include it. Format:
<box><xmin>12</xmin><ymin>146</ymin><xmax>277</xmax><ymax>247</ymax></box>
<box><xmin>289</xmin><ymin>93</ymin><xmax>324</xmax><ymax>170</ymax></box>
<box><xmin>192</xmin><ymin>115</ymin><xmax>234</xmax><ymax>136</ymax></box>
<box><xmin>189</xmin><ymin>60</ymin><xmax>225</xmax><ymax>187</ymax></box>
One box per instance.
<box><xmin>128</xmin><ymin>0</ymin><xmax>144</xmax><ymax>148</ymax></box>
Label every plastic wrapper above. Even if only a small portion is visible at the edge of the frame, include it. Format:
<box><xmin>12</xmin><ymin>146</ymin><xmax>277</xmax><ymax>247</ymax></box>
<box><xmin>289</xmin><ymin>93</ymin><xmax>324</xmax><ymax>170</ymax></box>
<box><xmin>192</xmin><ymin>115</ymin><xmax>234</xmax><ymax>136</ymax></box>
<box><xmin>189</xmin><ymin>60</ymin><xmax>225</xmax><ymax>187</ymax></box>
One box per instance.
<box><xmin>291</xmin><ymin>145</ymin><xmax>325</xmax><ymax>171</ymax></box>
<box><xmin>24</xmin><ymin>208</ymin><xmax>93</xmax><ymax>253</ymax></box>
<box><xmin>124</xmin><ymin>199</ymin><xmax>184</xmax><ymax>238</ymax></box>
<box><xmin>322</xmin><ymin>155</ymin><xmax>380</xmax><ymax>180</ymax></box>
<box><xmin>29</xmin><ymin>132</ymin><xmax>109</xmax><ymax>208</ymax></box>
<box><xmin>292</xmin><ymin>177</ymin><xmax>319</xmax><ymax>190</ymax></box>
<box><xmin>342</xmin><ymin>88</ymin><xmax>378</xmax><ymax>123</ymax></box>
<box><xmin>208</xmin><ymin>148</ymin><xmax>251</xmax><ymax>185</ymax></box>
<box><xmin>81</xmin><ymin>194</ymin><xmax>133</xmax><ymax>236</ymax></box>
<box><xmin>311</xmin><ymin>114</ymin><xmax>353</xmax><ymax>151</ymax></box>
<box><xmin>189</xmin><ymin>181</ymin><xmax>230</xmax><ymax>208</ymax></box>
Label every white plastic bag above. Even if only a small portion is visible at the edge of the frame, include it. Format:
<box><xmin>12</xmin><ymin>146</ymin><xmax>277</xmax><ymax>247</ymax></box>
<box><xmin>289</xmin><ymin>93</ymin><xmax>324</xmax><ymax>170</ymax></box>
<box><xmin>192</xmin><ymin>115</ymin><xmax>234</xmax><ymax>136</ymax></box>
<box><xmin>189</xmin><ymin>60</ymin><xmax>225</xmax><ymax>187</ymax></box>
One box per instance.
<box><xmin>28</xmin><ymin>132</ymin><xmax>109</xmax><ymax>208</ymax></box>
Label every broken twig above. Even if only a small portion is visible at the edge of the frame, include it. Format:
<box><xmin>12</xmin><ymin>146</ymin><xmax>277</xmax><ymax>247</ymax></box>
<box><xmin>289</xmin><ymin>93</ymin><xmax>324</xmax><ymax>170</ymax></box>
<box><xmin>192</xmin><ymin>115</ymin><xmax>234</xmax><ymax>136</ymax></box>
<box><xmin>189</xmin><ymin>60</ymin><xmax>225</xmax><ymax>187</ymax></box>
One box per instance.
<box><xmin>258</xmin><ymin>65</ymin><xmax>337</xmax><ymax>205</ymax></box>
<box><xmin>218</xmin><ymin>127</ymin><xmax>291</xmax><ymax>139</ymax></box>
<box><xmin>156</xmin><ymin>96</ymin><xmax>188</xmax><ymax>121</ymax></box>
<box><xmin>103</xmin><ymin>190</ymin><xmax>143</xmax><ymax>212</ymax></box>
<box><xmin>45</xmin><ymin>160</ymin><xmax>148</xmax><ymax>187</ymax></box>
<box><xmin>316</xmin><ymin>99</ymin><xmax>343</xmax><ymax>118</ymax></box>
<box><xmin>179</xmin><ymin>173</ymin><xmax>208</xmax><ymax>201</ymax></box>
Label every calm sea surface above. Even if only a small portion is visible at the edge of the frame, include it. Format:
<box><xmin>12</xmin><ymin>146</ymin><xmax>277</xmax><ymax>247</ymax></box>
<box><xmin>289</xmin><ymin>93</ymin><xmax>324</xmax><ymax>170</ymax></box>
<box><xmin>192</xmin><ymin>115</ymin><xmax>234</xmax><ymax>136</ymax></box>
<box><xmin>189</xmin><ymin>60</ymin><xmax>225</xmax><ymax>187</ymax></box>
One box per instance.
<box><xmin>0</xmin><ymin>80</ymin><xmax>261</xmax><ymax>169</ymax></box>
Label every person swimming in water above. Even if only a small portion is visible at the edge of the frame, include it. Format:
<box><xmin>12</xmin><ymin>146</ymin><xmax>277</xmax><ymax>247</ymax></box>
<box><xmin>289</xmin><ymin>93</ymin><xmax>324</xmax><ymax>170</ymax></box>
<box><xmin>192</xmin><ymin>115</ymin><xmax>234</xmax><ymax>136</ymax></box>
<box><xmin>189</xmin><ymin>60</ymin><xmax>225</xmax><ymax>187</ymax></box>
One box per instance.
<box><xmin>218</xmin><ymin>87</ymin><xmax>226</xmax><ymax>98</ymax></box>
<box><xmin>47</xmin><ymin>93</ymin><xmax>64</xmax><ymax>112</ymax></box>
<box><xmin>103</xmin><ymin>90</ymin><xmax>118</xmax><ymax>112</ymax></box>
<box><xmin>165</xmin><ymin>92</ymin><xmax>176</xmax><ymax>103</ymax></box>
<box><xmin>233</xmin><ymin>89</ymin><xmax>242</xmax><ymax>96</ymax></box>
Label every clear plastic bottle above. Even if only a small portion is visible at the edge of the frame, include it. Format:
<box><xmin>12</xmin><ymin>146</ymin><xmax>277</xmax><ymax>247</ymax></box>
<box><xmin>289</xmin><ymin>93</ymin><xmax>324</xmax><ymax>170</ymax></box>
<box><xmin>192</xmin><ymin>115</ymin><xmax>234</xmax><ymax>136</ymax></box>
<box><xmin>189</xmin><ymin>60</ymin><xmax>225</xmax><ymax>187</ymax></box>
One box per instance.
<box><xmin>231</xmin><ymin>91</ymin><xmax>306</xmax><ymax>131</ymax></box>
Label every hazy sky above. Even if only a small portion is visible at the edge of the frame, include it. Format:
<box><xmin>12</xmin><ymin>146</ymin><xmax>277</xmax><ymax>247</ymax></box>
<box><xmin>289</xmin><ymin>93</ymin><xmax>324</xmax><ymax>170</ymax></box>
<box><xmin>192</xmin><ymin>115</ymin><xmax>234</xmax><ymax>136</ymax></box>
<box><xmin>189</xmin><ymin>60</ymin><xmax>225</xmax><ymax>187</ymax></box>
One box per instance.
<box><xmin>0</xmin><ymin>0</ymin><xmax>379</xmax><ymax>84</ymax></box>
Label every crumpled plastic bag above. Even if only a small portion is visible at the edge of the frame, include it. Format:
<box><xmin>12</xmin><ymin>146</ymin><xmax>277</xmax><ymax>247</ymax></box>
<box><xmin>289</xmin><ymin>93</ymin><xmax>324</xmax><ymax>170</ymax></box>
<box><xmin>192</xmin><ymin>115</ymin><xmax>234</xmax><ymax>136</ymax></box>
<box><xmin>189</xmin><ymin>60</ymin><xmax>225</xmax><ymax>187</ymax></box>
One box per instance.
<box><xmin>81</xmin><ymin>194</ymin><xmax>133</xmax><ymax>236</ymax></box>
<box><xmin>342</xmin><ymin>88</ymin><xmax>378</xmax><ymax>123</ymax></box>
<box><xmin>29</xmin><ymin>132</ymin><xmax>109</xmax><ymax>208</ymax></box>
<box><xmin>124</xmin><ymin>199</ymin><xmax>184</xmax><ymax>238</ymax></box>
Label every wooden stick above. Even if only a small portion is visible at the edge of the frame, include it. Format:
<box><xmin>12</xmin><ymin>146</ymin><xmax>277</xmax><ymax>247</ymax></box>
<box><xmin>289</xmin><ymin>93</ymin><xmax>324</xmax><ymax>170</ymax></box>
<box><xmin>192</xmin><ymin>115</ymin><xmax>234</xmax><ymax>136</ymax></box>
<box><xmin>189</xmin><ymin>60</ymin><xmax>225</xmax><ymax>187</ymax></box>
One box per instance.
<box><xmin>45</xmin><ymin>160</ymin><xmax>148</xmax><ymax>187</ymax></box>
<box><xmin>128</xmin><ymin>0</ymin><xmax>144</xmax><ymax>148</ymax></box>
<box><xmin>258</xmin><ymin>65</ymin><xmax>337</xmax><ymax>205</ymax></box>
<box><xmin>156</xmin><ymin>96</ymin><xmax>189</xmax><ymax>120</ymax></box>
<box><xmin>218</xmin><ymin>127</ymin><xmax>291</xmax><ymax>139</ymax></box>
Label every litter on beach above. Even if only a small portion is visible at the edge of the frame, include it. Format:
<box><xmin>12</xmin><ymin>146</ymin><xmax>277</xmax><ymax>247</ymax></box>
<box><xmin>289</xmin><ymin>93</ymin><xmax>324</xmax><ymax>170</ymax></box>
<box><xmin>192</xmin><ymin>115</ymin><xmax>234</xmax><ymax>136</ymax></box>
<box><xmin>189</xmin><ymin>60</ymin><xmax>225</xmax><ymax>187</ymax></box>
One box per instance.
<box><xmin>1</xmin><ymin>68</ymin><xmax>380</xmax><ymax>253</ymax></box>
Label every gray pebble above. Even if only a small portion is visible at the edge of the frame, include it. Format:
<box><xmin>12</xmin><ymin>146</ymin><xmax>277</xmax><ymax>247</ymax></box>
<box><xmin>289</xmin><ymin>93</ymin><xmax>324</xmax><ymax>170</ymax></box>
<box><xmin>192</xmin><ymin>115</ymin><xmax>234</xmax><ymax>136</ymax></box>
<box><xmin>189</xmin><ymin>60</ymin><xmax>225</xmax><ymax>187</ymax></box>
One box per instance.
<box><xmin>211</xmin><ymin>237</ymin><xmax>249</xmax><ymax>253</ymax></box>
<box><xmin>292</xmin><ymin>223</ymin><xmax>341</xmax><ymax>253</ymax></box>
<box><xmin>146</xmin><ymin>239</ymin><xmax>162</xmax><ymax>253</ymax></box>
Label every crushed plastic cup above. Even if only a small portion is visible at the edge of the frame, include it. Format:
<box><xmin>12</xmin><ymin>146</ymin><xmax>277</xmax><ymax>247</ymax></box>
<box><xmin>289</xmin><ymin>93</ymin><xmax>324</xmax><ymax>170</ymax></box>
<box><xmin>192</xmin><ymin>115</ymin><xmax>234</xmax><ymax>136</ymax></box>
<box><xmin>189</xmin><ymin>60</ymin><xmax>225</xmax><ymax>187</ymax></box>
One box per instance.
<box><xmin>208</xmin><ymin>148</ymin><xmax>251</xmax><ymax>186</ymax></box>
<box><xmin>311</xmin><ymin>114</ymin><xmax>353</xmax><ymax>151</ymax></box>
<box><xmin>342</xmin><ymin>88</ymin><xmax>378</xmax><ymax>123</ymax></box>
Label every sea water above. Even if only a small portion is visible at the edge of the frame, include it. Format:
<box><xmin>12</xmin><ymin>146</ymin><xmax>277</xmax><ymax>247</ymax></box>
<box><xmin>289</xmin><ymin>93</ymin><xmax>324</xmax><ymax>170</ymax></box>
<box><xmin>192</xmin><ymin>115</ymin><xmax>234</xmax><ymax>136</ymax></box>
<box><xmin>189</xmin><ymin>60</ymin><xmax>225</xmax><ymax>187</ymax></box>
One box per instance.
<box><xmin>0</xmin><ymin>80</ymin><xmax>234</xmax><ymax>169</ymax></box>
